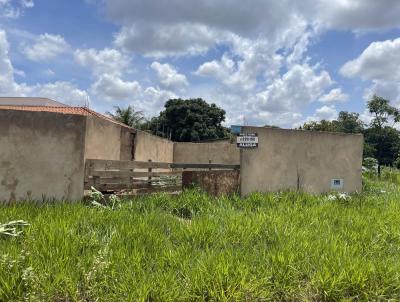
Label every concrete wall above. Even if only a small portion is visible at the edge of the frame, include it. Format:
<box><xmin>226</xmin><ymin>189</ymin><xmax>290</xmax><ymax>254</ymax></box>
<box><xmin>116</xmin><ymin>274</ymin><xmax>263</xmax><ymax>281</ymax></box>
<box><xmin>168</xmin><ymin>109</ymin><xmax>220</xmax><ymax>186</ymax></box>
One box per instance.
<box><xmin>173</xmin><ymin>142</ymin><xmax>240</xmax><ymax>164</ymax></box>
<box><xmin>84</xmin><ymin>115</ymin><xmax>121</xmax><ymax>160</ymax></box>
<box><xmin>0</xmin><ymin>110</ymin><xmax>86</xmax><ymax>201</ymax></box>
<box><xmin>240</xmin><ymin>127</ymin><xmax>363</xmax><ymax>196</ymax></box>
<box><xmin>134</xmin><ymin>130</ymin><xmax>174</xmax><ymax>162</ymax></box>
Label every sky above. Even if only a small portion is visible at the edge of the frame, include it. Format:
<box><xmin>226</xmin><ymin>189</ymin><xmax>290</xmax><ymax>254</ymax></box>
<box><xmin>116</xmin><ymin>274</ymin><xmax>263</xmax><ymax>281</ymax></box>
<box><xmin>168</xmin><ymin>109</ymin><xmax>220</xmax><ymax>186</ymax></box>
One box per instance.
<box><xmin>1</xmin><ymin>0</ymin><xmax>400</xmax><ymax>128</ymax></box>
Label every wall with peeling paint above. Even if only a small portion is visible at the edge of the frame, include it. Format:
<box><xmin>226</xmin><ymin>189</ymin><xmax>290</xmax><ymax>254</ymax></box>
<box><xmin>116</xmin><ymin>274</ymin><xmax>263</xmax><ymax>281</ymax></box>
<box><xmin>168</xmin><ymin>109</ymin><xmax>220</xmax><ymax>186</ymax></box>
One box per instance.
<box><xmin>0</xmin><ymin>110</ymin><xmax>86</xmax><ymax>201</ymax></box>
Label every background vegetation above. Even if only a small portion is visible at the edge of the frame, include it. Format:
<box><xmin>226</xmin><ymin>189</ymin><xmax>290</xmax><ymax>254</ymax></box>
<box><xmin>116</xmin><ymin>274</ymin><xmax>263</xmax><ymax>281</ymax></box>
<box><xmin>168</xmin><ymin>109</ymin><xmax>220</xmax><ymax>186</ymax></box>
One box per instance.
<box><xmin>2</xmin><ymin>171</ymin><xmax>400</xmax><ymax>301</ymax></box>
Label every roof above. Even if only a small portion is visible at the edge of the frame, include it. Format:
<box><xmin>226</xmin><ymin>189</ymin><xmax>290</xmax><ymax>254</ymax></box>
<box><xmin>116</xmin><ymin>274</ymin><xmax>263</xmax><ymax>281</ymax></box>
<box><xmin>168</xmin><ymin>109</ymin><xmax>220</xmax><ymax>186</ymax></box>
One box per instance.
<box><xmin>0</xmin><ymin>97</ymin><xmax>67</xmax><ymax>107</ymax></box>
<box><xmin>0</xmin><ymin>105</ymin><xmax>133</xmax><ymax>129</ymax></box>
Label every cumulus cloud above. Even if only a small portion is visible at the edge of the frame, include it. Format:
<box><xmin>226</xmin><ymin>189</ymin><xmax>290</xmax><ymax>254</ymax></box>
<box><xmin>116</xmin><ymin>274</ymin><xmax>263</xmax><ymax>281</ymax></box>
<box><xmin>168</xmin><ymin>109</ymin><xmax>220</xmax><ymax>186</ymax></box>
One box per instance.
<box><xmin>195</xmin><ymin>38</ymin><xmax>283</xmax><ymax>91</ymax></box>
<box><xmin>0</xmin><ymin>29</ymin><xmax>88</xmax><ymax>106</ymax></box>
<box><xmin>150</xmin><ymin>61</ymin><xmax>188</xmax><ymax>89</ymax></box>
<box><xmin>319</xmin><ymin>88</ymin><xmax>349</xmax><ymax>103</ymax></box>
<box><xmin>314</xmin><ymin>105</ymin><xmax>338</xmax><ymax>120</ymax></box>
<box><xmin>90</xmin><ymin>74</ymin><xmax>141</xmax><ymax>101</ymax></box>
<box><xmin>254</xmin><ymin>63</ymin><xmax>333</xmax><ymax>113</ymax></box>
<box><xmin>341</xmin><ymin>37</ymin><xmax>400</xmax><ymax>105</ymax></box>
<box><xmin>99</xmin><ymin>0</ymin><xmax>400</xmax><ymax>58</ymax></box>
<box><xmin>340</xmin><ymin>38</ymin><xmax>400</xmax><ymax>82</ymax></box>
<box><xmin>74</xmin><ymin>48</ymin><xmax>131</xmax><ymax>76</ymax></box>
<box><xmin>22</xmin><ymin>33</ymin><xmax>70</xmax><ymax>61</ymax></box>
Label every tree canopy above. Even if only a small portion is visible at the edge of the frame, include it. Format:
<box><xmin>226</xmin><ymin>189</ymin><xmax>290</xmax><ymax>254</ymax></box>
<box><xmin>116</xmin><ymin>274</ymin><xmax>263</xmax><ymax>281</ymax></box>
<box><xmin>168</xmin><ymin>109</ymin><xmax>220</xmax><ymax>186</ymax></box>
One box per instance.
<box><xmin>106</xmin><ymin>105</ymin><xmax>145</xmax><ymax>128</ymax></box>
<box><xmin>149</xmin><ymin>98</ymin><xmax>228</xmax><ymax>142</ymax></box>
<box><xmin>301</xmin><ymin>111</ymin><xmax>364</xmax><ymax>133</ymax></box>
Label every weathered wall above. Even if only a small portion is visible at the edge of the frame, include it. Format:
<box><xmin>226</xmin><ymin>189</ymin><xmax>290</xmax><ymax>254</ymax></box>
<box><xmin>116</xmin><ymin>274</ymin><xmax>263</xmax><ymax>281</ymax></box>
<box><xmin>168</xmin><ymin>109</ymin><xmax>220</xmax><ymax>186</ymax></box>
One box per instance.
<box><xmin>240</xmin><ymin>127</ymin><xmax>363</xmax><ymax>196</ymax></box>
<box><xmin>134</xmin><ymin>130</ymin><xmax>174</xmax><ymax>162</ymax></box>
<box><xmin>0</xmin><ymin>110</ymin><xmax>86</xmax><ymax>201</ymax></box>
<box><xmin>119</xmin><ymin>127</ymin><xmax>134</xmax><ymax>160</ymax></box>
<box><xmin>173</xmin><ymin>142</ymin><xmax>240</xmax><ymax>164</ymax></box>
<box><xmin>84</xmin><ymin>115</ymin><xmax>121</xmax><ymax>160</ymax></box>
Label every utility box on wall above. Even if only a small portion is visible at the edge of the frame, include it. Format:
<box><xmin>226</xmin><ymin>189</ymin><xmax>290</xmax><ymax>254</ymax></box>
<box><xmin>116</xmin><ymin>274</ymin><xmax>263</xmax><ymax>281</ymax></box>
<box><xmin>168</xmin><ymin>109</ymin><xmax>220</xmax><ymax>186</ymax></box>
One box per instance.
<box><xmin>240</xmin><ymin>127</ymin><xmax>363</xmax><ymax>196</ymax></box>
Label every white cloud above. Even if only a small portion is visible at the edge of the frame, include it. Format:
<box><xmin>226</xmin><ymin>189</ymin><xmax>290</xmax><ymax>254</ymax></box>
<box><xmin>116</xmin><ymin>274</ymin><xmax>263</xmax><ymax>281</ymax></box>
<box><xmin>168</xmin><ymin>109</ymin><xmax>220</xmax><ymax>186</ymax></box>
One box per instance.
<box><xmin>22</xmin><ymin>33</ymin><xmax>70</xmax><ymax>61</ymax></box>
<box><xmin>0</xmin><ymin>29</ymin><xmax>88</xmax><ymax>106</ymax></box>
<box><xmin>32</xmin><ymin>82</ymin><xmax>89</xmax><ymax>106</ymax></box>
<box><xmin>319</xmin><ymin>88</ymin><xmax>349</xmax><ymax>103</ymax></box>
<box><xmin>254</xmin><ymin>63</ymin><xmax>333</xmax><ymax>113</ymax></box>
<box><xmin>75</xmin><ymin>48</ymin><xmax>131</xmax><ymax>76</ymax></box>
<box><xmin>340</xmin><ymin>37</ymin><xmax>400</xmax><ymax>105</ymax></box>
<box><xmin>340</xmin><ymin>38</ymin><xmax>400</xmax><ymax>82</ymax></box>
<box><xmin>299</xmin><ymin>105</ymin><xmax>338</xmax><ymax>126</ymax></box>
<box><xmin>90</xmin><ymin>74</ymin><xmax>141</xmax><ymax>101</ymax></box>
<box><xmin>44</xmin><ymin>68</ymin><xmax>55</xmax><ymax>77</ymax></box>
<box><xmin>150</xmin><ymin>61</ymin><xmax>188</xmax><ymax>89</ymax></box>
<box><xmin>195</xmin><ymin>37</ymin><xmax>283</xmax><ymax>91</ymax></box>
<box><xmin>0</xmin><ymin>0</ymin><xmax>34</xmax><ymax>18</ymax></box>
<box><xmin>315</xmin><ymin>105</ymin><xmax>338</xmax><ymax>120</ymax></box>
<box><xmin>99</xmin><ymin>0</ymin><xmax>400</xmax><ymax>58</ymax></box>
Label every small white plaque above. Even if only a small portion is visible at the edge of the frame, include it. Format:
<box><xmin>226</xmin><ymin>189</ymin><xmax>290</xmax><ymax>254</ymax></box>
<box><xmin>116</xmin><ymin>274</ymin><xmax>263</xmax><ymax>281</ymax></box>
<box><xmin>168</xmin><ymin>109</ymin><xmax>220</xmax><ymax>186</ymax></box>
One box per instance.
<box><xmin>331</xmin><ymin>179</ymin><xmax>343</xmax><ymax>190</ymax></box>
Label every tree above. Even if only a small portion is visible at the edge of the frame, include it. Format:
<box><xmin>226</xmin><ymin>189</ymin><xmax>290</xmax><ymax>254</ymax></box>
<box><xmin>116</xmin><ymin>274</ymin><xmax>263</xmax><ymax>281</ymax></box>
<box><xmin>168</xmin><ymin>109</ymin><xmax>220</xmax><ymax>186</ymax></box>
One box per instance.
<box><xmin>335</xmin><ymin>111</ymin><xmax>364</xmax><ymax>133</ymax></box>
<box><xmin>365</xmin><ymin>95</ymin><xmax>400</xmax><ymax>176</ymax></box>
<box><xmin>301</xmin><ymin>119</ymin><xmax>338</xmax><ymax>132</ymax></box>
<box><xmin>301</xmin><ymin>111</ymin><xmax>364</xmax><ymax>134</ymax></box>
<box><xmin>149</xmin><ymin>98</ymin><xmax>228</xmax><ymax>142</ymax></box>
<box><xmin>106</xmin><ymin>105</ymin><xmax>145</xmax><ymax>128</ymax></box>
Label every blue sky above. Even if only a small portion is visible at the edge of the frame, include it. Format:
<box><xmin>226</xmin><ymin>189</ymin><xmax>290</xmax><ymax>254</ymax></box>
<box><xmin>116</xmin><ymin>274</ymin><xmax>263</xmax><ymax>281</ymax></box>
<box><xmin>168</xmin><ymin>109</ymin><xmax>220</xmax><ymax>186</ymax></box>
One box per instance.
<box><xmin>1</xmin><ymin>0</ymin><xmax>400</xmax><ymax>128</ymax></box>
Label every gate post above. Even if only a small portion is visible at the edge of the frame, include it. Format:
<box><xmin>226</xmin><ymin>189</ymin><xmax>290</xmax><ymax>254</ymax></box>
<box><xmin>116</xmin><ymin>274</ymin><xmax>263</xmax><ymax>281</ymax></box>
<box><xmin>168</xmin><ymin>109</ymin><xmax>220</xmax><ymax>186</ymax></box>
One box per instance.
<box><xmin>148</xmin><ymin>159</ymin><xmax>152</xmax><ymax>188</ymax></box>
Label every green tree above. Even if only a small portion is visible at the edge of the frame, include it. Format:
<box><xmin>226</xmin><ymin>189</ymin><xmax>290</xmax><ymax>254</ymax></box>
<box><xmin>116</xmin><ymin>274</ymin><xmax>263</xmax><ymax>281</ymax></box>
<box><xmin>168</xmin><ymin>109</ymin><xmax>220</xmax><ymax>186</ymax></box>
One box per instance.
<box><xmin>301</xmin><ymin>119</ymin><xmax>338</xmax><ymax>132</ymax></box>
<box><xmin>301</xmin><ymin>111</ymin><xmax>365</xmax><ymax>133</ymax></box>
<box><xmin>150</xmin><ymin>98</ymin><xmax>228</xmax><ymax>142</ymax></box>
<box><xmin>107</xmin><ymin>105</ymin><xmax>145</xmax><ymax>128</ymax></box>
<box><xmin>365</xmin><ymin>95</ymin><xmax>400</xmax><ymax>176</ymax></box>
<box><xmin>335</xmin><ymin>111</ymin><xmax>364</xmax><ymax>133</ymax></box>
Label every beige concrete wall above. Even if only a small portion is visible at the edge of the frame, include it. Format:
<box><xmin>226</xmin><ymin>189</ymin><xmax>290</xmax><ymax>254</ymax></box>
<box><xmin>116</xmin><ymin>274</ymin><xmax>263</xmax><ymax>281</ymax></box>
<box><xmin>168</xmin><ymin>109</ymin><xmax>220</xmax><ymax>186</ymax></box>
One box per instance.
<box><xmin>134</xmin><ymin>130</ymin><xmax>174</xmax><ymax>162</ymax></box>
<box><xmin>173</xmin><ymin>142</ymin><xmax>240</xmax><ymax>164</ymax></box>
<box><xmin>84</xmin><ymin>115</ymin><xmax>121</xmax><ymax>160</ymax></box>
<box><xmin>0</xmin><ymin>110</ymin><xmax>86</xmax><ymax>201</ymax></box>
<box><xmin>240</xmin><ymin>127</ymin><xmax>363</xmax><ymax>196</ymax></box>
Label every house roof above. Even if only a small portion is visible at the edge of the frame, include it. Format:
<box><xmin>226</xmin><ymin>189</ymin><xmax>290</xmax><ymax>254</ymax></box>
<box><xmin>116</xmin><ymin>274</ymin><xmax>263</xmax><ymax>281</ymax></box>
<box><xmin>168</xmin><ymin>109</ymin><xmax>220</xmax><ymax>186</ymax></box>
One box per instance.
<box><xmin>0</xmin><ymin>105</ymin><xmax>133</xmax><ymax>129</ymax></box>
<box><xmin>0</xmin><ymin>97</ymin><xmax>67</xmax><ymax>107</ymax></box>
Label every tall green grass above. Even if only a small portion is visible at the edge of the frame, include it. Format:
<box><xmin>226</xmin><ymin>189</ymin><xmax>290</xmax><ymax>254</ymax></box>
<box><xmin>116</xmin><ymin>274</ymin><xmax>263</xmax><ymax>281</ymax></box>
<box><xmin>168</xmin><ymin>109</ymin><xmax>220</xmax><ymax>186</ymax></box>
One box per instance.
<box><xmin>1</xmin><ymin>177</ymin><xmax>400</xmax><ymax>301</ymax></box>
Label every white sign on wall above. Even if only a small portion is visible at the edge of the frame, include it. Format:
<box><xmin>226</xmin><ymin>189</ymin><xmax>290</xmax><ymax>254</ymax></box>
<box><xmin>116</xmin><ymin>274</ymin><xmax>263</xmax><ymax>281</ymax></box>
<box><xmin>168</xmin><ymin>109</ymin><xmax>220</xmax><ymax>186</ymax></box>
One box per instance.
<box><xmin>331</xmin><ymin>179</ymin><xmax>344</xmax><ymax>190</ymax></box>
<box><xmin>237</xmin><ymin>133</ymin><xmax>258</xmax><ymax>148</ymax></box>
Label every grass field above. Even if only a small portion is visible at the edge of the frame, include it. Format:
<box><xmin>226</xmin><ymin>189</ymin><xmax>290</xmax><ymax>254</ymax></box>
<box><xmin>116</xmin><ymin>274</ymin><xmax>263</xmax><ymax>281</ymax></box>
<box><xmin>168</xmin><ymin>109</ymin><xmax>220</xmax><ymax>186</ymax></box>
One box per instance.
<box><xmin>1</xmin><ymin>174</ymin><xmax>400</xmax><ymax>301</ymax></box>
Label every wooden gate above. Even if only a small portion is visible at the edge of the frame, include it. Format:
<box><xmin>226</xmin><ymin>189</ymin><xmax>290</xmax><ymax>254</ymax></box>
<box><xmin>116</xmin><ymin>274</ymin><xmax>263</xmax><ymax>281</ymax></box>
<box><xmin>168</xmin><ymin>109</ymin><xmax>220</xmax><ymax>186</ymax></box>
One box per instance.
<box><xmin>84</xmin><ymin>159</ymin><xmax>240</xmax><ymax>194</ymax></box>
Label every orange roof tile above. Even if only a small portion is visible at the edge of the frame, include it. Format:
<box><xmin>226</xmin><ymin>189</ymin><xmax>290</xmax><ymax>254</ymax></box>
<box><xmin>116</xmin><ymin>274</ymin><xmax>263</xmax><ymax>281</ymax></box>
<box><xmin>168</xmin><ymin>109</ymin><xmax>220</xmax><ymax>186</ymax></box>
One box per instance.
<box><xmin>0</xmin><ymin>105</ymin><xmax>133</xmax><ymax>129</ymax></box>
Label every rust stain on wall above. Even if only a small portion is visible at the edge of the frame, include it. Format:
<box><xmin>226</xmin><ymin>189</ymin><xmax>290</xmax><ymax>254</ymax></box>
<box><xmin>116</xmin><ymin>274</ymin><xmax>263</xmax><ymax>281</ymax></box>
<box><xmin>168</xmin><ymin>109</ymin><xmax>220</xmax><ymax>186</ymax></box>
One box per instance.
<box><xmin>1</xmin><ymin>165</ymin><xmax>19</xmax><ymax>201</ymax></box>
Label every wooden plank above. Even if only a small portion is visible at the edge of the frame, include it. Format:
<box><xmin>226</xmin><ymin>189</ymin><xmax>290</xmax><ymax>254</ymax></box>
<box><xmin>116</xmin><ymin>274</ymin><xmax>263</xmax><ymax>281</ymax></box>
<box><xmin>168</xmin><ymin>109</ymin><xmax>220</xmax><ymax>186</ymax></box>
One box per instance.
<box><xmin>85</xmin><ymin>177</ymin><xmax>180</xmax><ymax>187</ymax></box>
<box><xmin>88</xmin><ymin>170</ymin><xmax>182</xmax><ymax>178</ymax></box>
<box><xmin>135</xmin><ymin>185</ymin><xmax>182</xmax><ymax>194</ymax></box>
<box><xmin>84</xmin><ymin>182</ymin><xmax>182</xmax><ymax>192</ymax></box>
<box><xmin>171</xmin><ymin>163</ymin><xmax>240</xmax><ymax>170</ymax></box>
<box><xmin>85</xmin><ymin>159</ymin><xmax>171</xmax><ymax>171</ymax></box>
<box><xmin>84</xmin><ymin>182</ymin><xmax>135</xmax><ymax>190</ymax></box>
